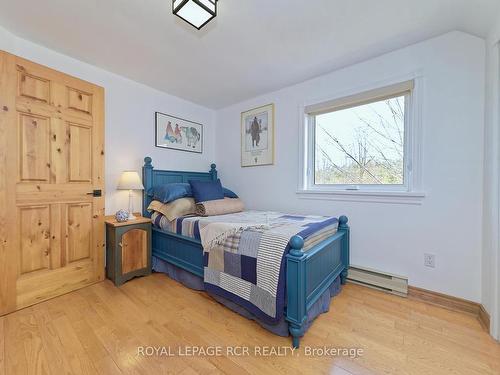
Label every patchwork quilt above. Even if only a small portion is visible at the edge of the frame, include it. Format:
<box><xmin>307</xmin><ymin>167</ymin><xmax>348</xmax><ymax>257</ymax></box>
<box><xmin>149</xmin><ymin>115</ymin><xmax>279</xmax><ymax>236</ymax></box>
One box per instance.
<box><xmin>151</xmin><ymin>210</ymin><xmax>339</xmax><ymax>323</ymax></box>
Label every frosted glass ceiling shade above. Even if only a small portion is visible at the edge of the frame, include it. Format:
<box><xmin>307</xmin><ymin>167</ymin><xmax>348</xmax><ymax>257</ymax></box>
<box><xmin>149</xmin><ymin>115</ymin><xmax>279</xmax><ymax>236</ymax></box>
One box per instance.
<box><xmin>173</xmin><ymin>0</ymin><xmax>217</xmax><ymax>29</ymax></box>
<box><xmin>117</xmin><ymin>171</ymin><xmax>144</xmax><ymax>190</ymax></box>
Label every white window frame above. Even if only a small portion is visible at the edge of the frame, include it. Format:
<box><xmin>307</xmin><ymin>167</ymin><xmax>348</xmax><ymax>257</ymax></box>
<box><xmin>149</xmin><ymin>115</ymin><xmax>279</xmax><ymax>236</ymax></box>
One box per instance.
<box><xmin>297</xmin><ymin>74</ymin><xmax>425</xmax><ymax>204</ymax></box>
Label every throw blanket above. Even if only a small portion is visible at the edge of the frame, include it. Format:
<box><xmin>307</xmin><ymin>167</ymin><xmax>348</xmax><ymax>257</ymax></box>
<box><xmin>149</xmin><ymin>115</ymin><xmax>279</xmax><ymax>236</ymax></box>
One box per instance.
<box><xmin>195</xmin><ymin>197</ymin><xmax>244</xmax><ymax>217</ymax></box>
<box><xmin>200</xmin><ymin>211</ymin><xmax>339</xmax><ymax>324</ymax></box>
<box><xmin>200</xmin><ymin>221</ymin><xmax>266</xmax><ymax>252</ymax></box>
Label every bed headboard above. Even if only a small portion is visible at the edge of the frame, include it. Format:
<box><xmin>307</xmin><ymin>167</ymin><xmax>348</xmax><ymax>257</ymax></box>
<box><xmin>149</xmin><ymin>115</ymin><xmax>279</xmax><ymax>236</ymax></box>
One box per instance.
<box><xmin>142</xmin><ymin>157</ymin><xmax>217</xmax><ymax>217</ymax></box>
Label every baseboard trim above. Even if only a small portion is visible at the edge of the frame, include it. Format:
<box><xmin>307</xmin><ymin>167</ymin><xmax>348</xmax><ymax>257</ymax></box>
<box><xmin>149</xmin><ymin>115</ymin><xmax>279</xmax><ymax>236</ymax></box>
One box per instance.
<box><xmin>408</xmin><ymin>286</ymin><xmax>490</xmax><ymax>332</ymax></box>
<box><xmin>478</xmin><ymin>304</ymin><xmax>491</xmax><ymax>332</ymax></box>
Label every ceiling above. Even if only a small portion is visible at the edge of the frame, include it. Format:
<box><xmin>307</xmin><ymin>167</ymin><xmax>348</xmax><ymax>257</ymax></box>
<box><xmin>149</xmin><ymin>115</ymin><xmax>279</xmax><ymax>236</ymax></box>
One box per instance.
<box><xmin>0</xmin><ymin>0</ymin><xmax>498</xmax><ymax>109</ymax></box>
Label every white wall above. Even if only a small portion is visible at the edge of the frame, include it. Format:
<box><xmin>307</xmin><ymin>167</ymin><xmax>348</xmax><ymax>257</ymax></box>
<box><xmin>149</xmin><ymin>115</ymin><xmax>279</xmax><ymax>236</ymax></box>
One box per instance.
<box><xmin>483</xmin><ymin>13</ymin><xmax>500</xmax><ymax>339</ymax></box>
<box><xmin>216</xmin><ymin>31</ymin><xmax>485</xmax><ymax>302</ymax></box>
<box><xmin>0</xmin><ymin>26</ymin><xmax>216</xmax><ymax>214</ymax></box>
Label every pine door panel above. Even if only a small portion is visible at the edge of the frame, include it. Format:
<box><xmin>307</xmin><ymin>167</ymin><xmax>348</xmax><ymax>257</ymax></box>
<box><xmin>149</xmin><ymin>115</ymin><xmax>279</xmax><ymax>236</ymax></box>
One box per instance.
<box><xmin>49</xmin><ymin>203</ymin><xmax>63</xmax><ymax>270</ymax></box>
<box><xmin>68</xmin><ymin>88</ymin><xmax>93</xmax><ymax>114</ymax></box>
<box><xmin>68</xmin><ymin>123</ymin><xmax>92</xmax><ymax>182</ymax></box>
<box><xmin>18</xmin><ymin>71</ymin><xmax>50</xmax><ymax>103</ymax></box>
<box><xmin>19</xmin><ymin>205</ymin><xmax>51</xmax><ymax>274</ymax></box>
<box><xmin>0</xmin><ymin>51</ymin><xmax>105</xmax><ymax>314</ymax></box>
<box><xmin>16</xmin><ymin>260</ymin><xmax>95</xmax><ymax>309</ymax></box>
<box><xmin>49</xmin><ymin>117</ymin><xmax>68</xmax><ymax>184</ymax></box>
<box><xmin>67</xmin><ymin>203</ymin><xmax>92</xmax><ymax>263</ymax></box>
<box><xmin>19</xmin><ymin>113</ymin><xmax>51</xmax><ymax>182</ymax></box>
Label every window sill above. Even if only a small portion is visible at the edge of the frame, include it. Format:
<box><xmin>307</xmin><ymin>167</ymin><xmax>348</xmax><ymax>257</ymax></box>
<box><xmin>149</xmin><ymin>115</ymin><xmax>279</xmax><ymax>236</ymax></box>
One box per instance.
<box><xmin>296</xmin><ymin>189</ymin><xmax>426</xmax><ymax>205</ymax></box>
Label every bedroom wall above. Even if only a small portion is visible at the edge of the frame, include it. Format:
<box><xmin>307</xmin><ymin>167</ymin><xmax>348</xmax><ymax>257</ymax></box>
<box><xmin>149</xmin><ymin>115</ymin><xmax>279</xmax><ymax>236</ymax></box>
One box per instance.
<box><xmin>215</xmin><ymin>31</ymin><xmax>485</xmax><ymax>303</ymax></box>
<box><xmin>0</xmin><ymin>26</ymin><xmax>216</xmax><ymax>215</ymax></box>
<box><xmin>482</xmin><ymin>13</ymin><xmax>500</xmax><ymax>339</ymax></box>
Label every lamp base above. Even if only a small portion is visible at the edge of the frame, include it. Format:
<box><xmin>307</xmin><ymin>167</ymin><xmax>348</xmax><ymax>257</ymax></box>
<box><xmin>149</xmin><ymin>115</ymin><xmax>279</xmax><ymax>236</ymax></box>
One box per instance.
<box><xmin>127</xmin><ymin>190</ymin><xmax>137</xmax><ymax>220</ymax></box>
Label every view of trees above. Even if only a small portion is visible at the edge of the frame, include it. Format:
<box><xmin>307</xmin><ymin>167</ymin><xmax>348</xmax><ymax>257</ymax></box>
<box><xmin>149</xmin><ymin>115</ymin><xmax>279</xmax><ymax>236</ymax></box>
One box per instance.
<box><xmin>314</xmin><ymin>96</ymin><xmax>405</xmax><ymax>185</ymax></box>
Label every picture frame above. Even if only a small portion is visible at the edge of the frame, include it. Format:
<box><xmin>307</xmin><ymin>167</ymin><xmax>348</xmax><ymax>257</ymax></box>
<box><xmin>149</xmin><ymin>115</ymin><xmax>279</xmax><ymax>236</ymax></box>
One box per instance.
<box><xmin>241</xmin><ymin>103</ymin><xmax>275</xmax><ymax>167</ymax></box>
<box><xmin>155</xmin><ymin>112</ymin><xmax>203</xmax><ymax>154</ymax></box>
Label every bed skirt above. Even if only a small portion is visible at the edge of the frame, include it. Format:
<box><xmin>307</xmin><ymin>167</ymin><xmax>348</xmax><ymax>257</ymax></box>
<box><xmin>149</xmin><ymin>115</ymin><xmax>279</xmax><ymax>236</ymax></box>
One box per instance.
<box><xmin>152</xmin><ymin>256</ymin><xmax>342</xmax><ymax>337</ymax></box>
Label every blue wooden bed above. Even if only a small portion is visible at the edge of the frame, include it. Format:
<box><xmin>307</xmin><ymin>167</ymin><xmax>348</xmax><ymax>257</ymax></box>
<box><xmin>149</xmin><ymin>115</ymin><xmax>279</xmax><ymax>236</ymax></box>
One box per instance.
<box><xmin>142</xmin><ymin>157</ymin><xmax>350</xmax><ymax>347</ymax></box>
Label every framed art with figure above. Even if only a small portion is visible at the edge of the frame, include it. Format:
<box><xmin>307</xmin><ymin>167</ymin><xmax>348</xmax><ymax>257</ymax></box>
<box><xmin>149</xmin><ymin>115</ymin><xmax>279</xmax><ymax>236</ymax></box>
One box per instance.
<box><xmin>241</xmin><ymin>103</ymin><xmax>274</xmax><ymax>167</ymax></box>
<box><xmin>155</xmin><ymin>112</ymin><xmax>203</xmax><ymax>154</ymax></box>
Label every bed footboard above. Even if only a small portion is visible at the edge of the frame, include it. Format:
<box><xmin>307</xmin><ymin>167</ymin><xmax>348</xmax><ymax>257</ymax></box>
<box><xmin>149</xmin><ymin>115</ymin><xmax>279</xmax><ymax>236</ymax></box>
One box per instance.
<box><xmin>285</xmin><ymin>215</ymin><xmax>350</xmax><ymax>348</ymax></box>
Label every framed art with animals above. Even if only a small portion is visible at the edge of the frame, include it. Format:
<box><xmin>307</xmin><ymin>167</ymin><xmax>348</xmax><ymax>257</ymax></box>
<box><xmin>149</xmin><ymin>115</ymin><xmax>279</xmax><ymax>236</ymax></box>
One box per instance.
<box><xmin>155</xmin><ymin>112</ymin><xmax>203</xmax><ymax>154</ymax></box>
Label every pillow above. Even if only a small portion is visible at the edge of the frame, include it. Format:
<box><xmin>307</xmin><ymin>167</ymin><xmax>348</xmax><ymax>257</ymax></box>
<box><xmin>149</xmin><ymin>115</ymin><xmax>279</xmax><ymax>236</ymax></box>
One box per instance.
<box><xmin>223</xmin><ymin>187</ymin><xmax>238</xmax><ymax>198</ymax></box>
<box><xmin>195</xmin><ymin>198</ymin><xmax>244</xmax><ymax>216</ymax></box>
<box><xmin>150</xmin><ymin>181</ymin><xmax>238</xmax><ymax>202</ymax></box>
<box><xmin>147</xmin><ymin>198</ymin><xmax>196</xmax><ymax>221</ymax></box>
<box><xmin>151</xmin><ymin>183</ymin><xmax>192</xmax><ymax>203</ymax></box>
<box><xmin>189</xmin><ymin>179</ymin><xmax>224</xmax><ymax>203</ymax></box>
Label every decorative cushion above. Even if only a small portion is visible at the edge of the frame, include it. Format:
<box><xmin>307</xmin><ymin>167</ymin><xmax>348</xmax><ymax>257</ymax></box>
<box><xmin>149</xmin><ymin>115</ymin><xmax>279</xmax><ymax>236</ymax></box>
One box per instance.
<box><xmin>151</xmin><ymin>183</ymin><xmax>192</xmax><ymax>203</ymax></box>
<box><xmin>223</xmin><ymin>187</ymin><xmax>238</xmax><ymax>199</ymax></box>
<box><xmin>195</xmin><ymin>198</ymin><xmax>244</xmax><ymax>216</ymax></box>
<box><xmin>147</xmin><ymin>198</ymin><xmax>196</xmax><ymax>221</ymax></box>
<box><xmin>189</xmin><ymin>179</ymin><xmax>224</xmax><ymax>203</ymax></box>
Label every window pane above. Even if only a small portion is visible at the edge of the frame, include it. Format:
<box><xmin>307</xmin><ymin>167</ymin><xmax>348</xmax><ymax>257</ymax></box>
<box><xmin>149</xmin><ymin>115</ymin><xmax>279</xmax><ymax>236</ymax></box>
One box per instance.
<box><xmin>314</xmin><ymin>96</ymin><xmax>405</xmax><ymax>185</ymax></box>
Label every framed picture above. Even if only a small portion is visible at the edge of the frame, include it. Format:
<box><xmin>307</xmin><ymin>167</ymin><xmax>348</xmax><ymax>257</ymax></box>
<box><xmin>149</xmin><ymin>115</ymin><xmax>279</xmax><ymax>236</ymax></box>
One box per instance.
<box><xmin>155</xmin><ymin>112</ymin><xmax>203</xmax><ymax>154</ymax></box>
<box><xmin>241</xmin><ymin>103</ymin><xmax>274</xmax><ymax>167</ymax></box>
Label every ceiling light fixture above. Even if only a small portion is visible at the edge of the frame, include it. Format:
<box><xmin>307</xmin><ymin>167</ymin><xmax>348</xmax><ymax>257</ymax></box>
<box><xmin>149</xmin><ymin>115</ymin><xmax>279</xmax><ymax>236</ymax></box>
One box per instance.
<box><xmin>173</xmin><ymin>0</ymin><xmax>217</xmax><ymax>30</ymax></box>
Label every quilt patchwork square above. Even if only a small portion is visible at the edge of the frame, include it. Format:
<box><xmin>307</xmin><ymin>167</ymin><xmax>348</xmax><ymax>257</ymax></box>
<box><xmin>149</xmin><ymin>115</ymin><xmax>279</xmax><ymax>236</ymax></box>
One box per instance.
<box><xmin>208</xmin><ymin>245</ymin><xmax>225</xmax><ymax>271</ymax></box>
<box><xmin>238</xmin><ymin>230</ymin><xmax>262</xmax><ymax>257</ymax></box>
<box><xmin>250</xmin><ymin>284</ymin><xmax>276</xmax><ymax>318</ymax></box>
<box><xmin>220</xmin><ymin>272</ymin><xmax>252</xmax><ymax>300</ymax></box>
<box><xmin>223</xmin><ymin>232</ymin><xmax>241</xmax><ymax>253</ymax></box>
<box><xmin>224</xmin><ymin>251</ymin><xmax>241</xmax><ymax>277</ymax></box>
<box><xmin>204</xmin><ymin>267</ymin><xmax>221</xmax><ymax>285</ymax></box>
<box><xmin>240</xmin><ymin>255</ymin><xmax>257</xmax><ymax>284</ymax></box>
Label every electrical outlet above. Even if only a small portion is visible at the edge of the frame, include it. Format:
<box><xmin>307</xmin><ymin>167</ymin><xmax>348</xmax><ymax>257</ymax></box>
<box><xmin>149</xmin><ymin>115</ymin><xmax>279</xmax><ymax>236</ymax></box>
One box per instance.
<box><xmin>424</xmin><ymin>253</ymin><xmax>436</xmax><ymax>268</ymax></box>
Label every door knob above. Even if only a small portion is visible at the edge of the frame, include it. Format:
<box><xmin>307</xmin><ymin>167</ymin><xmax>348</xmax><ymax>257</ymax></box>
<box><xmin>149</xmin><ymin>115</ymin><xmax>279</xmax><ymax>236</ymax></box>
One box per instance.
<box><xmin>86</xmin><ymin>190</ymin><xmax>102</xmax><ymax>197</ymax></box>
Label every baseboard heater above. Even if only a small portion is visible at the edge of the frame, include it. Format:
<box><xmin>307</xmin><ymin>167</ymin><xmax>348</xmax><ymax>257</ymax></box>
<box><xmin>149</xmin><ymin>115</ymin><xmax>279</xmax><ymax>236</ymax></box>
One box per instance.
<box><xmin>347</xmin><ymin>265</ymin><xmax>408</xmax><ymax>297</ymax></box>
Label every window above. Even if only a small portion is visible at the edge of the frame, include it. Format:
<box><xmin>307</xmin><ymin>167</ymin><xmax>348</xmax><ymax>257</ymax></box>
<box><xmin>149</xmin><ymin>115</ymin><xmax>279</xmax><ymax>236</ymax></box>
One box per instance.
<box><xmin>314</xmin><ymin>93</ymin><xmax>407</xmax><ymax>186</ymax></box>
<box><xmin>301</xmin><ymin>79</ymin><xmax>423</xmax><ymax>200</ymax></box>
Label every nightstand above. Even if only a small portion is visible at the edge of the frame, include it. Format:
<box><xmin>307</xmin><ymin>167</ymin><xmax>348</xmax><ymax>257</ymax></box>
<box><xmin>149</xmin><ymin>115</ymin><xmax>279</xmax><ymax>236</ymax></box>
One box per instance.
<box><xmin>105</xmin><ymin>214</ymin><xmax>152</xmax><ymax>286</ymax></box>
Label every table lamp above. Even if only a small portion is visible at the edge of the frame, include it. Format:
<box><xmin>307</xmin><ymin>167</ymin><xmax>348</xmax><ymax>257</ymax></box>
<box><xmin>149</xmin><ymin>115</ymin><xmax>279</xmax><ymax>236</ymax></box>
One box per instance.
<box><xmin>117</xmin><ymin>170</ymin><xmax>144</xmax><ymax>220</ymax></box>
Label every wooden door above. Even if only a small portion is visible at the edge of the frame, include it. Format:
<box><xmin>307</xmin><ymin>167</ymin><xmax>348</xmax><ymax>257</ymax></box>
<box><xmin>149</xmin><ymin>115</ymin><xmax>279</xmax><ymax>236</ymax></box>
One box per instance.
<box><xmin>0</xmin><ymin>51</ymin><xmax>105</xmax><ymax>315</ymax></box>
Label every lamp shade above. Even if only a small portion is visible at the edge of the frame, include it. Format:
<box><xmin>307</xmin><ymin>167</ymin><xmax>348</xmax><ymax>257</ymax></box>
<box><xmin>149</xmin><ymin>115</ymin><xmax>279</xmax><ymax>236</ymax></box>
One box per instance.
<box><xmin>173</xmin><ymin>0</ymin><xmax>217</xmax><ymax>29</ymax></box>
<box><xmin>117</xmin><ymin>171</ymin><xmax>144</xmax><ymax>190</ymax></box>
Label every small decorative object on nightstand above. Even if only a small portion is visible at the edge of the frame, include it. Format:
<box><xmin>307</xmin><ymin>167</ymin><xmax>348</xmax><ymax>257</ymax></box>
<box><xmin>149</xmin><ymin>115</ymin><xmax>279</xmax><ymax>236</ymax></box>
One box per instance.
<box><xmin>115</xmin><ymin>209</ymin><xmax>129</xmax><ymax>223</ymax></box>
<box><xmin>105</xmin><ymin>214</ymin><xmax>152</xmax><ymax>286</ymax></box>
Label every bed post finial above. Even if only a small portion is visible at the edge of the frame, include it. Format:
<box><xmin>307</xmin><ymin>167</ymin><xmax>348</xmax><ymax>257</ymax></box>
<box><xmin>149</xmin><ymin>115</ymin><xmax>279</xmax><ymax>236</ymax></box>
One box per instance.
<box><xmin>289</xmin><ymin>235</ymin><xmax>304</xmax><ymax>257</ymax></box>
<box><xmin>339</xmin><ymin>215</ymin><xmax>348</xmax><ymax>229</ymax></box>
<box><xmin>144</xmin><ymin>157</ymin><xmax>153</xmax><ymax>167</ymax></box>
<box><xmin>209</xmin><ymin>163</ymin><xmax>217</xmax><ymax>180</ymax></box>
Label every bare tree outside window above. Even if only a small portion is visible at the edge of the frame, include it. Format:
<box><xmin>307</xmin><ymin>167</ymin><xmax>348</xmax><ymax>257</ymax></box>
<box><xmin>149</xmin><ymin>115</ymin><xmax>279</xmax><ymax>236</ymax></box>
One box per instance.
<box><xmin>314</xmin><ymin>95</ymin><xmax>406</xmax><ymax>185</ymax></box>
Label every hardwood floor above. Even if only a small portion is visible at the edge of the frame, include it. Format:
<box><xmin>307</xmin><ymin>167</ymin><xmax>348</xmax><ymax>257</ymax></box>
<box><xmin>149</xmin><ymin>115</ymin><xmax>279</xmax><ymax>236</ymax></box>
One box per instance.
<box><xmin>1</xmin><ymin>273</ymin><xmax>499</xmax><ymax>375</ymax></box>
